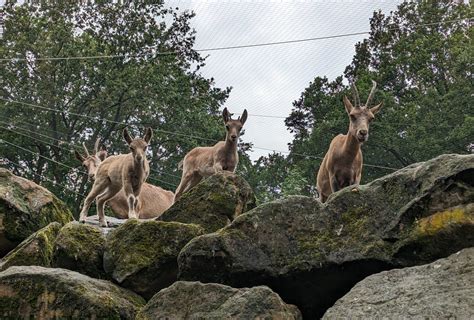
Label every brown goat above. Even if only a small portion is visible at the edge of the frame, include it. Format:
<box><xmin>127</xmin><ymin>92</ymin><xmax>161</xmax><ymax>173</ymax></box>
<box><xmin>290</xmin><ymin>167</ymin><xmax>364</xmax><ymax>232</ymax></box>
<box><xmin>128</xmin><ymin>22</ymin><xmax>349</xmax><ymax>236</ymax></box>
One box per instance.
<box><xmin>174</xmin><ymin>107</ymin><xmax>248</xmax><ymax>202</ymax></box>
<box><xmin>316</xmin><ymin>80</ymin><xmax>382</xmax><ymax>203</ymax></box>
<box><xmin>79</xmin><ymin>128</ymin><xmax>152</xmax><ymax>227</ymax></box>
<box><xmin>74</xmin><ymin>139</ymin><xmax>107</xmax><ymax>181</ymax></box>
<box><xmin>75</xmin><ymin>140</ymin><xmax>173</xmax><ymax>219</ymax></box>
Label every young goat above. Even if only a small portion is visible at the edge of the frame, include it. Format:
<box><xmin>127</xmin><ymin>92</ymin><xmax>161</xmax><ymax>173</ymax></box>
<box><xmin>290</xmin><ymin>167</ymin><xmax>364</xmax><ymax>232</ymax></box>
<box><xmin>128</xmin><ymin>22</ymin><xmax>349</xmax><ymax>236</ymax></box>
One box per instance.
<box><xmin>174</xmin><ymin>107</ymin><xmax>248</xmax><ymax>202</ymax></box>
<box><xmin>75</xmin><ymin>140</ymin><xmax>174</xmax><ymax>219</ymax></box>
<box><xmin>79</xmin><ymin>128</ymin><xmax>152</xmax><ymax>227</ymax></box>
<box><xmin>316</xmin><ymin>80</ymin><xmax>382</xmax><ymax>203</ymax></box>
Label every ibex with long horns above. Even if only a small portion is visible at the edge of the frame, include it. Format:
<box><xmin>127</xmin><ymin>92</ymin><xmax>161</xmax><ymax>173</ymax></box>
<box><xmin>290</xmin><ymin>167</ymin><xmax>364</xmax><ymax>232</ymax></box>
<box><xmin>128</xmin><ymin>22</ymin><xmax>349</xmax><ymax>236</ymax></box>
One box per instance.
<box><xmin>174</xmin><ymin>107</ymin><xmax>248</xmax><ymax>202</ymax></box>
<box><xmin>316</xmin><ymin>80</ymin><xmax>382</xmax><ymax>203</ymax></box>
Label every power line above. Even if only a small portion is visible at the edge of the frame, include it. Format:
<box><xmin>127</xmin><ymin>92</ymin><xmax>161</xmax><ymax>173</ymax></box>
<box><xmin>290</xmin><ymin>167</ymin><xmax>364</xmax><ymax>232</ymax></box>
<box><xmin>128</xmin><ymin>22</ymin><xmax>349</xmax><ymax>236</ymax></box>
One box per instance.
<box><xmin>0</xmin><ymin>138</ymin><xmax>88</xmax><ymax>174</ymax></box>
<box><xmin>3</xmin><ymin>159</ymin><xmax>87</xmax><ymax>198</ymax></box>
<box><xmin>0</xmin><ymin>18</ymin><xmax>470</xmax><ymax>62</ymax></box>
<box><xmin>1</xmin><ymin>98</ymin><xmax>399</xmax><ymax>171</ymax></box>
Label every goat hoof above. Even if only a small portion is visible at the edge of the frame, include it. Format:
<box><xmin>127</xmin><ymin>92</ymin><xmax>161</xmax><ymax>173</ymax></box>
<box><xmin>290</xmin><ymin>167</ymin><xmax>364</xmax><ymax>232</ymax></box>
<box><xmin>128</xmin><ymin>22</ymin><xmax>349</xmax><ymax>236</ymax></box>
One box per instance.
<box><xmin>79</xmin><ymin>219</ymin><xmax>86</xmax><ymax>224</ymax></box>
<box><xmin>351</xmin><ymin>188</ymin><xmax>359</xmax><ymax>193</ymax></box>
<box><xmin>99</xmin><ymin>221</ymin><xmax>108</xmax><ymax>228</ymax></box>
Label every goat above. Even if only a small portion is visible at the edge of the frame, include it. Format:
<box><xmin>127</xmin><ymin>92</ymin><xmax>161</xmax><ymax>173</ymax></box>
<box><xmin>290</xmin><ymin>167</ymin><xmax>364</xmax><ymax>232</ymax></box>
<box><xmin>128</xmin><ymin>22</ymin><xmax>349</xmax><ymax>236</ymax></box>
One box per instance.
<box><xmin>74</xmin><ymin>139</ymin><xmax>107</xmax><ymax>181</ymax></box>
<box><xmin>174</xmin><ymin>107</ymin><xmax>248</xmax><ymax>202</ymax></box>
<box><xmin>79</xmin><ymin>128</ymin><xmax>152</xmax><ymax>227</ymax></box>
<box><xmin>316</xmin><ymin>80</ymin><xmax>382</xmax><ymax>203</ymax></box>
<box><xmin>75</xmin><ymin>140</ymin><xmax>174</xmax><ymax>219</ymax></box>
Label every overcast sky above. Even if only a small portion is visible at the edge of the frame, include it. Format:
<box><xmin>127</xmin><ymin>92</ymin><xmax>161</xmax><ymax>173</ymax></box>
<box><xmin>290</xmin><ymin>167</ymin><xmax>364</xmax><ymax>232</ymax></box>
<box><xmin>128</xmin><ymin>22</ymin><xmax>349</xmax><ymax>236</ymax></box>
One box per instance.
<box><xmin>165</xmin><ymin>0</ymin><xmax>402</xmax><ymax>160</ymax></box>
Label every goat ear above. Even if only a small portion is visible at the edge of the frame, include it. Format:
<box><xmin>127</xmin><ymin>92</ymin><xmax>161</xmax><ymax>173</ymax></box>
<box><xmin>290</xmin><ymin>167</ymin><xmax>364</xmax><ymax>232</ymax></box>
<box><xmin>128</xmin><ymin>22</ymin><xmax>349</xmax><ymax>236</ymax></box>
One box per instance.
<box><xmin>370</xmin><ymin>102</ymin><xmax>383</xmax><ymax>115</ymax></box>
<box><xmin>239</xmin><ymin>109</ymin><xmax>248</xmax><ymax>125</ymax></box>
<box><xmin>97</xmin><ymin>150</ymin><xmax>107</xmax><ymax>161</ymax></box>
<box><xmin>74</xmin><ymin>150</ymin><xmax>85</xmax><ymax>162</ymax></box>
<box><xmin>222</xmin><ymin>107</ymin><xmax>230</xmax><ymax>123</ymax></box>
<box><xmin>123</xmin><ymin>128</ymin><xmax>133</xmax><ymax>144</ymax></box>
<box><xmin>343</xmin><ymin>96</ymin><xmax>354</xmax><ymax>114</ymax></box>
<box><xmin>144</xmin><ymin>127</ymin><xmax>153</xmax><ymax>143</ymax></box>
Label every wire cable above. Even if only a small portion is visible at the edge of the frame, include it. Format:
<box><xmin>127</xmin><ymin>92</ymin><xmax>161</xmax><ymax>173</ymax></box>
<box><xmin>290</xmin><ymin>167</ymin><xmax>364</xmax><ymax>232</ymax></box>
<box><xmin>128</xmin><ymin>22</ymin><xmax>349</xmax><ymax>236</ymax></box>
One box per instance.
<box><xmin>3</xmin><ymin>159</ymin><xmax>88</xmax><ymax>198</ymax></box>
<box><xmin>1</xmin><ymin>98</ymin><xmax>399</xmax><ymax>170</ymax></box>
<box><xmin>0</xmin><ymin>18</ymin><xmax>470</xmax><ymax>62</ymax></box>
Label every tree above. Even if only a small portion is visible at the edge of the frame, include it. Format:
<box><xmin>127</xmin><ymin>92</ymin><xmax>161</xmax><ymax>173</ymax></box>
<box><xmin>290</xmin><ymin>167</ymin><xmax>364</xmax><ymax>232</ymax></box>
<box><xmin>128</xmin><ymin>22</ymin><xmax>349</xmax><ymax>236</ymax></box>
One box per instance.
<box><xmin>0</xmin><ymin>2</ymin><xmax>233</xmax><ymax>212</ymax></box>
<box><xmin>282</xmin><ymin>0</ymin><xmax>472</xmax><ymax>192</ymax></box>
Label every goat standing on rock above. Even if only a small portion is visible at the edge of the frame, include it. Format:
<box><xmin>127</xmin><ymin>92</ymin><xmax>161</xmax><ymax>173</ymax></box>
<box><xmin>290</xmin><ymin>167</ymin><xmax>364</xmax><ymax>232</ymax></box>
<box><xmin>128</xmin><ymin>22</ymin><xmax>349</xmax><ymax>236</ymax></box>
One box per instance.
<box><xmin>316</xmin><ymin>80</ymin><xmax>382</xmax><ymax>203</ymax></box>
<box><xmin>75</xmin><ymin>139</ymin><xmax>173</xmax><ymax>219</ymax></box>
<box><xmin>79</xmin><ymin>128</ymin><xmax>152</xmax><ymax>227</ymax></box>
<box><xmin>174</xmin><ymin>107</ymin><xmax>247</xmax><ymax>202</ymax></box>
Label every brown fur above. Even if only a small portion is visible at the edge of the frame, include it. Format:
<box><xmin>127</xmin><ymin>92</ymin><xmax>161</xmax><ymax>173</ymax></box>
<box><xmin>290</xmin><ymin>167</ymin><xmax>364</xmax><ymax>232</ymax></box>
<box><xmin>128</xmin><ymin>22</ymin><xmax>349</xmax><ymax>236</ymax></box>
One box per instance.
<box><xmin>174</xmin><ymin>107</ymin><xmax>248</xmax><ymax>202</ymax></box>
<box><xmin>79</xmin><ymin>128</ymin><xmax>152</xmax><ymax>227</ymax></box>
<box><xmin>76</xmin><ymin>140</ymin><xmax>174</xmax><ymax>220</ymax></box>
<box><xmin>316</xmin><ymin>81</ymin><xmax>382</xmax><ymax>203</ymax></box>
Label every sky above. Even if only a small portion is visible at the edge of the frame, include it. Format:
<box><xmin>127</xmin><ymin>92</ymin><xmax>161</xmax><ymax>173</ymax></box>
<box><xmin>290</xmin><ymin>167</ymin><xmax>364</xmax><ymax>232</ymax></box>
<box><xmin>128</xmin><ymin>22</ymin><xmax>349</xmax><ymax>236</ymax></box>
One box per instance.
<box><xmin>164</xmin><ymin>0</ymin><xmax>402</xmax><ymax>160</ymax></box>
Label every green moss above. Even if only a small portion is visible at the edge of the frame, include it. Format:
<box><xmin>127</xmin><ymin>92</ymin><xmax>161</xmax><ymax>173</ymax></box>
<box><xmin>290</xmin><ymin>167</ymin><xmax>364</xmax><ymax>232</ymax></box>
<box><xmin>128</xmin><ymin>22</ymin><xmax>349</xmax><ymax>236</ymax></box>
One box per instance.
<box><xmin>104</xmin><ymin>219</ymin><xmax>205</xmax><ymax>297</ymax></box>
<box><xmin>0</xmin><ymin>171</ymin><xmax>73</xmax><ymax>242</ymax></box>
<box><xmin>52</xmin><ymin>222</ymin><xmax>107</xmax><ymax>279</ymax></box>
<box><xmin>0</xmin><ymin>222</ymin><xmax>61</xmax><ymax>271</ymax></box>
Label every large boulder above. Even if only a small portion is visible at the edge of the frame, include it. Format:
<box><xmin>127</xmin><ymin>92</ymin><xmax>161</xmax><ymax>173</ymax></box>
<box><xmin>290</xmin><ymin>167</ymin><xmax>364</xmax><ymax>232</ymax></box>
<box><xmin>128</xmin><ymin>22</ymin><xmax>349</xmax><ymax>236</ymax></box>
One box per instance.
<box><xmin>0</xmin><ymin>222</ymin><xmax>61</xmax><ymax>271</ymax></box>
<box><xmin>0</xmin><ymin>266</ymin><xmax>145</xmax><ymax>319</ymax></box>
<box><xmin>103</xmin><ymin>219</ymin><xmax>204</xmax><ymax>299</ymax></box>
<box><xmin>178</xmin><ymin>154</ymin><xmax>474</xmax><ymax>318</ymax></box>
<box><xmin>324</xmin><ymin>248</ymin><xmax>474</xmax><ymax>319</ymax></box>
<box><xmin>52</xmin><ymin>222</ymin><xmax>107</xmax><ymax>279</ymax></box>
<box><xmin>0</xmin><ymin>169</ymin><xmax>73</xmax><ymax>256</ymax></box>
<box><xmin>159</xmin><ymin>172</ymin><xmax>256</xmax><ymax>233</ymax></box>
<box><xmin>136</xmin><ymin>281</ymin><xmax>302</xmax><ymax>320</ymax></box>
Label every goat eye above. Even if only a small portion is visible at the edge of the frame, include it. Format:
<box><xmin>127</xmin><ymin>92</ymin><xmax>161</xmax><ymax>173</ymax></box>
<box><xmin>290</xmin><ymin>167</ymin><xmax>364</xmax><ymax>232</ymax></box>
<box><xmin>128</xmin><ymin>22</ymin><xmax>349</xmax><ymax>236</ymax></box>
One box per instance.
<box><xmin>350</xmin><ymin>115</ymin><xmax>356</xmax><ymax>121</ymax></box>
<box><xmin>225</xmin><ymin>125</ymin><xmax>230</xmax><ymax>130</ymax></box>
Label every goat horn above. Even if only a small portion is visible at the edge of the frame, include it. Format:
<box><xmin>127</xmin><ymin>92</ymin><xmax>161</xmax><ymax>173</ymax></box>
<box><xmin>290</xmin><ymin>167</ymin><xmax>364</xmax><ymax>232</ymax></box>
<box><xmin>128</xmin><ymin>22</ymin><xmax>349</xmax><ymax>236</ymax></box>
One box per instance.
<box><xmin>366</xmin><ymin>80</ymin><xmax>377</xmax><ymax>106</ymax></box>
<box><xmin>82</xmin><ymin>143</ymin><xmax>90</xmax><ymax>157</ymax></box>
<box><xmin>94</xmin><ymin>138</ymin><xmax>100</xmax><ymax>154</ymax></box>
<box><xmin>351</xmin><ymin>82</ymin><xmax>361</xmax><ymax>107</ymax></box>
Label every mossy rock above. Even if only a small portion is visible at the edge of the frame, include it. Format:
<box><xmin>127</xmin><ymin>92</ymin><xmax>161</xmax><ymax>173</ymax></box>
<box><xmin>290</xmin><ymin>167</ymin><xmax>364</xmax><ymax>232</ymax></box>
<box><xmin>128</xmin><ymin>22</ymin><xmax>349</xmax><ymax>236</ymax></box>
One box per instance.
<box><xmin>178</xmin><ymin>154</ymin><xmax>474</xmax><ymax>318</ymax></box>
<box><xmin>159</xmin><ymin>172</ymin><xmax>256</xmax><ymax>233</ymax></box>
<box><xmin>137</xmin><ymin>281</ymin><xmax>302</xmax><ymax>320</ymax></box>
<box><xmin>52</xmin><ymin>222</ymin><xmax>107</xmax><ymax>279</ymax></box>
<box><xmin>0</xmin><ymin>266</ymin><xmax>145</xmax><ymax>319</ymax></box>
<box><xmin>0</xmin><ymin>169</ymin><xmax>73</xmax><ymax>256</ymax></box>
<box><xmin>323</xmin><ymin>248</ymin><xmax>474</xmax><ymax>319</ymax></box>
<box><xmin>103</xmin><ymin>219</ymin><xmax>204</xmax><ymax>299</ymax></box>
<box><xmin>0</xmin><ymin>222</ymin><xmax>61</xmax><ymax>271</ymax></box>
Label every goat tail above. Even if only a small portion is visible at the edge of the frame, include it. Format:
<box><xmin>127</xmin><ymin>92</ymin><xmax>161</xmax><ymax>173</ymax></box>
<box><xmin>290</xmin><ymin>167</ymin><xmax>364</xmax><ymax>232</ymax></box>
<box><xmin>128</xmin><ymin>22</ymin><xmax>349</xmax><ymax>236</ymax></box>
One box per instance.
<box><xmin>177</xmin><ymin>160</ymin><xmax>184</xmax><ymax>170</ymax></box>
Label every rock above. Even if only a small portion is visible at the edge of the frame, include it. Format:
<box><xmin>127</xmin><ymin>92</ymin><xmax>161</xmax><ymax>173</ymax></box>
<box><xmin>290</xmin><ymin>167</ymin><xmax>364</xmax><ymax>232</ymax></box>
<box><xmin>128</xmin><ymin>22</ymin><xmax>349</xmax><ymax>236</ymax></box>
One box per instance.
<box><xmin>0</xmin><ymin>169</ymin><xmax>73</xmax><ymax>256</ymax></box>
<box><xmin>178</xmin><ymin>154</ymin><xmax>474</xmax><ymax>318</ymax></box>
<box><xmin>52</xmin><ymin>222</ymin><xmax>107</xmax><ymax>279</ymax></box>
<box><xmin>0</xmin><ymin>222</ymin><xmax>61</xmax><ymax>271</ymax></box>
<box><xmin>104</xmin><ymin>219</ymin><xmax>204</xmax><ymax>299</ymax></box>
<box><xmin>136</xmin><ymin>281</ymin><xmax>302</xmax><ymax>320</ymax></box>
<box><xmin>323</xmin><ymin>248</ymin><xmax>474</xmax><ymax>319</ymax></box>
<box><xmin>159</xmin><ymin>172</ymin><xmax>256</xmax><ymax>233</ymax></box>
<box><xmin>0</xmin><ymin>266</ymin><xmax>144</xmax><ymax>319</ymax></box>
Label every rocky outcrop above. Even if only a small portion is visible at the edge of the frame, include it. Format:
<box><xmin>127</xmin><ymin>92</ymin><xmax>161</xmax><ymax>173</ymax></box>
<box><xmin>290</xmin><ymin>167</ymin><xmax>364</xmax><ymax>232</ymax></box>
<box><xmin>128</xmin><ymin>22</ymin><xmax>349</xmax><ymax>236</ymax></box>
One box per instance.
<box><xmin>0</xmin><ymin>266</ymin><xmax>145</xmax><ymax>319</ymax></box>
<box><xmin>0</xmin><ymin>169</ymin><xmax>73</xmax><ymax>256</ymax></box>
<box><xmin>103</xmin><ymin>219</ymin><xmax>204</xmax><ymax>299</ymax></box>
<box><xmin>136</xmin><ymin>281</ymin><xmax>302</xmax><ymax>320</ymax></box>
<box><xmin>178</xmin><ymin>154</ymin><xmax>474</xmax><ymax>318</ymax></box>
<box><xmin>52</xmin><ymin>222</ymin><xmax>107</xmax><ymax>279</ymax></box>
<box><xmin>159</xmin><ymin>172</ymin><xmax>256</xmax><ymax>233</ymax></box>
<box><xmin>0</xmin><ymin>222</ymin><xmax>61</xmax><ymax>271</ymax></box>
<box><xmin>324</xmin><ymin>248</ymin><xmax>474</xmax><ymax>319</ymax></box>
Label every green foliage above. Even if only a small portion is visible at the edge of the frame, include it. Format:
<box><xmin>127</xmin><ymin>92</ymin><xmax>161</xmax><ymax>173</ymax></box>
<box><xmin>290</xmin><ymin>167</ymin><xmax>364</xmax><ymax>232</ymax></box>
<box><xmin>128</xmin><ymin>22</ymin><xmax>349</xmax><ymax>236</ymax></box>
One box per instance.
<box><xmin>0</xmin><ymin>2</ymin><xmax>234</xmax><ymax>212</ymax></box>
<box><xmin>249</xmin><ymin>1</ymin><xmax>472</xmax><ymax>201</ymax></box>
